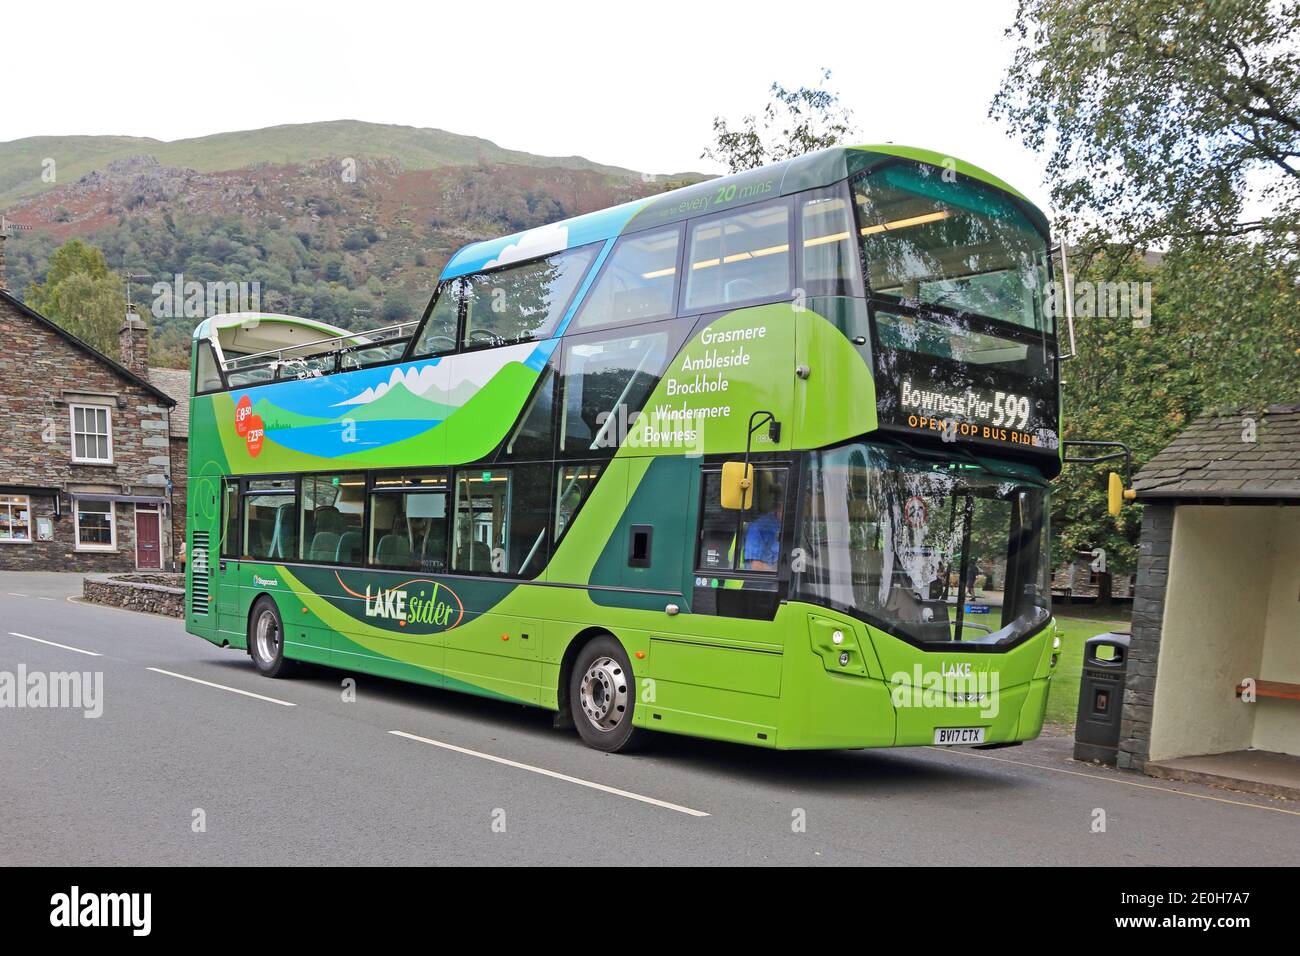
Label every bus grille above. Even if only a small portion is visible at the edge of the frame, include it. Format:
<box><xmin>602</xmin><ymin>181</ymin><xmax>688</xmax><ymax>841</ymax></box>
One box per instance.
<box><xmin>190</xmin><ymin>531</ymin><xmax>210</xmax><ymax>615</ymax></box>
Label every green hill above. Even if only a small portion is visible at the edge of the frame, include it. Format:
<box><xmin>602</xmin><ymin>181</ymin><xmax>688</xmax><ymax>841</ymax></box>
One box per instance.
<box><xmin>251</xmin><ymin>398</ymin><xmax>333</xmax><ymax>431</ymax></box>
<box><xmin>338</xmin><ymin>381</ymin><xmax>455</xmax><ymax>422</ymax></box>
<box><xmin>0</xmin><ymin>120</ymin><xmax>646</xmax><ymax>207</ymax></box>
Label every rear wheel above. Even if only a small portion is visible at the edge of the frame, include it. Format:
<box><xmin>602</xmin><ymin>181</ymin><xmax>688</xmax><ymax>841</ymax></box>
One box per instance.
<box><xmin>248</xmin><ymin>597</ymin><xmax>294</xmax><ymax>678</ymax></box>
<box><xmin>569</xmin><ymin>636</ymin><xmax>649</xmax><ymax>753</ymax></box>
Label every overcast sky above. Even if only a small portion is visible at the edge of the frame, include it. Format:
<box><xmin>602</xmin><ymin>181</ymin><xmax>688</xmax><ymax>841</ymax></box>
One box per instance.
<box><xmin>3</xmin><ymin>0</ymin><xmax>1050</xmax><ymax>210</ymax></box>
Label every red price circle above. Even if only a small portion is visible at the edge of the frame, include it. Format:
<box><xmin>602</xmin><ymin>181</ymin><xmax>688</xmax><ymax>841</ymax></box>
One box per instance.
<box><xmin>235</xmin><ymin>395</ymin><xmax>253</xmax><ymax>437</ymax></box>
<box><xmin>245</xmin><ymin>414</ymin><xmax>265</xmax><ymax>457</ymax></box>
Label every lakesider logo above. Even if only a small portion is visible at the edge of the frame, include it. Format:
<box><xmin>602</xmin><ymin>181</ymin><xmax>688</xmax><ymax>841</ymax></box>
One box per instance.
<box><xmin>50</xmin><ymin>886</ymin><xmax>151</xmax><ymax>936</ymax></box>
<box><xmin>890</xmin><ymin>663</ymin><xmax>1000</xmax><ymax>718</ymax></box>
<box><xmin>0</xmin><ymin>666</ymin><xmax>102</xmax><ymax>718</ymax></box>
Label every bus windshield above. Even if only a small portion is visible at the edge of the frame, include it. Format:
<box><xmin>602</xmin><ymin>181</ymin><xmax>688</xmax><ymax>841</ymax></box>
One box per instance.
<box><xmin>795</xmin><ymin>442</ymin><xmax>1050</xmax><ymax>647</ymax></box>
<box><xmin>853</xmin><ymin>163</ymin><xmax>1050</xmax><ymax>333</ymax></box>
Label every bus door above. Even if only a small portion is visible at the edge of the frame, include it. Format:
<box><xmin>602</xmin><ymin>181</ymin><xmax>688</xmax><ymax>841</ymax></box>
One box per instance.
<box><xmin>214</xmin><ymin>477</ymin><xmax>244</xmax><ymax>640</ymax></box>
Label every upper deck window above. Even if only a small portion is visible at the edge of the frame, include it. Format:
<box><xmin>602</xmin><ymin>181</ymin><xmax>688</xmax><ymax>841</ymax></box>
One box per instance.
<box><xmin>572</xmin><ymin>227</ymin><xmax>681</xmax><ymax>332</ymax></box>
<box><xmin>799</xmin><ymin>189</ymin><xmax>863</xmax><ymax>296</ymax></box>
<box><xmin>853</xmin><ymin>163</ymin><xmax>1050</xmax><ymax>334</ymax></box>
<box><xmin>410</xmin><ymin>284</ymin><xmax>462</xmax><ymax>358</ymax></box>
<box><xmin>460</xmin><ymin>245</ymin><xmax>598</xmax><ymax>350</ymax></box>
<box><xmin>684</xmin><ymin>201</ymin><xmax>791</xmax><ymax>312</ymax></box>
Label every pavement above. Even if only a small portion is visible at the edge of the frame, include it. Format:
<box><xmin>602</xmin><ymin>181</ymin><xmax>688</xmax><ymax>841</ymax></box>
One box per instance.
<box><xmin>1</xmin><ymin>571</ymin><xmax>1296</xmax><ymax>866</ymax></box>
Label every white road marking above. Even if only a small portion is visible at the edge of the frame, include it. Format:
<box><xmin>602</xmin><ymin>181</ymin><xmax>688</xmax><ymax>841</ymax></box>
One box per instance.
<box><xmin>7</xmin><ymin>592</ymin><xmax>29</xmax><ymax>598</ymax></box>
<box><xmin>390</xmin><ymin>730</ymin><xmax>710</xmax><ymax>817</ymax></box>
<box><xmin>36</xmin><ymin>597</ymin><xmax>55</xmax><ymax>602</ymax></box>
<box><xmin>7</xmin><ymin>631</ymin><xmax>102</xmax><ymax>657</ymax></box>
<box><xmin>147</xmin><ymin>667</ymin><xmax>296</xmax><ymax>707</ymax></box>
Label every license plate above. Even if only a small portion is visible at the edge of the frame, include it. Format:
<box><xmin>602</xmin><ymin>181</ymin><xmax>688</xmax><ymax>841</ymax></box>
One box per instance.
<box><xmin>934</xmin><ymin>727</ymin><xmax>985</xmax><ymax>745</ymax></box>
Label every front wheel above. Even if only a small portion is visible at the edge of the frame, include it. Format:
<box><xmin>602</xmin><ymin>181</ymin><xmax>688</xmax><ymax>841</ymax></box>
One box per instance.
<box><xmin>569</xmin><ymin>636</ymin><xmax>649</xmax><ymax>753</ymax></box>
<box><xmin>248</xmin><ymin>597</ymin><xmax>294</xmax><ymax>678</ymax></box>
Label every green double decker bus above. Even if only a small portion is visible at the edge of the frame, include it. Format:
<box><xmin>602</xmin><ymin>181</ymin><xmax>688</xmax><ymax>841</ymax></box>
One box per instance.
<box><xmin>184</xmin><ymin>144</ymin><xmax>1063</xmax><ymax>753</ymax></box>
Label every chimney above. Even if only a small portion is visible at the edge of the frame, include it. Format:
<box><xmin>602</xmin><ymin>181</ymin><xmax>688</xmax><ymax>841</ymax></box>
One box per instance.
<box><xmin>119</xmin><ymin>308</ymin><xmax>149</xmax><ymax>376</ymax></box>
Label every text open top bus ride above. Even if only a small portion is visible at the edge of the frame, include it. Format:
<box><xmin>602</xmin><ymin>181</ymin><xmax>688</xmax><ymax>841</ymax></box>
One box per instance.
<box><xmin>184</xmin><ymin>144</ymin><xmax>1062</xmax><ymax>752</ymax></box>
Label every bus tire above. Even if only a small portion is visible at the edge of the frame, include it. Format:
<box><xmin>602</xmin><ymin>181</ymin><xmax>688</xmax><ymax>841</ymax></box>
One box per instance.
<box><xmin>248</xmin><ymin>597</ymin><xmax>294</xmax><ymax>678</ymax></box>
<box><xmin>569</xmin><ymin>635</ymin><xmax>648</xmax><ymax>753</ymax></box>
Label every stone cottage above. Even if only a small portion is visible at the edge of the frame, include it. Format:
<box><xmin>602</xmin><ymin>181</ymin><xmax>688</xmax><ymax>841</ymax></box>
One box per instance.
<box><xmin>0</xmin><ymin>234</ymin><xmax>182</xmax><ymax>572</ymax></box>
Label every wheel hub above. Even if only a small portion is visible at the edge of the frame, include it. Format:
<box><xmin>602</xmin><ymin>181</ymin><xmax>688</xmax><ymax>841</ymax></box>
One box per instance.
<box><xmin>255</xmin><ymin>610</ymin><xmax>280</xmax><ymax>664</ymax></box>
<box><xmin>579</xmin><ymin>656</ymin><xmax>628</xmax><ymax>732</ymax></box>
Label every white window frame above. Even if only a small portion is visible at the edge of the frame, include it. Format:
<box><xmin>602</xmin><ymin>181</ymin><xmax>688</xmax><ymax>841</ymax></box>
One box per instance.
<box><xmin>0</xmin><ymin>494</ymin><xmax>33</xmax><ymax>545</ymax></box>
<box><xmin>70</xmin><ymin>403</ymin><xmax>114</xmax><ymax>465</ymax></box>
<box><xmin>74</xmin><ymin>499</ymin><xmax>117</xmax><ymax>552</ymax></box>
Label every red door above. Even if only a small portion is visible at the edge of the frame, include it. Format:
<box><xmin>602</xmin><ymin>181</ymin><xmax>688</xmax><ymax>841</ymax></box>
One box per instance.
<box><xmin>136</xmin><ymin>509</ymin><xmax>161</xmax><ymax>569</ymax></box>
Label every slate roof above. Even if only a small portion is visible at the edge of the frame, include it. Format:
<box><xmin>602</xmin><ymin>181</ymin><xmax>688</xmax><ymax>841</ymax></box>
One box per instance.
<box><xmin>1133</xmin><ymin>403</ymin><xmax>1300</xmax><ymax>502</ymax></box>
<box><xmin>147</xmin><ymin>368</ymin><xmax>191</xmax><ymax>439</ymax></box>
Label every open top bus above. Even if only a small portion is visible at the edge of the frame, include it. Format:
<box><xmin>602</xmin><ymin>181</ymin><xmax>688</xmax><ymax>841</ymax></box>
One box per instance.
<box><xmin>184</xmin><ymin>144</ymin><xmax>1062</xmax><ymax>752</ymax></box>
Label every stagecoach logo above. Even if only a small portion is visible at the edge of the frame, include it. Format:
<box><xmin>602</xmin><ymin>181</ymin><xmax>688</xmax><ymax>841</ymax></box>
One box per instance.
<box><xmin>334</xmin><ymin>572</ymin><xmax>464</xmax><ymax>633</ymax></box>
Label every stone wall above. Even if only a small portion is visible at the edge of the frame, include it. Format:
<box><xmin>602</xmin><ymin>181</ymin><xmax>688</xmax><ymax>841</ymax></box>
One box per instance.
<box><xmin>1052</xmin><ymin>559</ymin><xmax>1135</xmax><ymax>600</ymax></box>
<box><xmin>1117</xmin><ymin>503</ymin><xmax>1174</xmax><ymax>772</ymax></box>
<box><xmin>82</xmin><ymin>572</ymin><xmax>184</xmax><ymax>617</ymax></box>
<box><xmin>168</xmin><ymin>435</ymin><xmax>187</xmax><ymax>566</ymax></box>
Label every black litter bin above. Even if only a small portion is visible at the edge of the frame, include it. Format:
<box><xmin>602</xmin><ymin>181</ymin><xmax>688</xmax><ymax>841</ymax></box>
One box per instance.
<box><xmin>1073</xmin><ymin>631</ymin><xmax>1131</xmax><ymax>765</ymax></box>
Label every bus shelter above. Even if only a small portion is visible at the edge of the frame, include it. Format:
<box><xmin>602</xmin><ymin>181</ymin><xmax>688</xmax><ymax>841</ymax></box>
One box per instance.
<box><xmin>1118</xmin><ymin>404</ymin><xmax>1300</xmax><ymax>798</ymax></box>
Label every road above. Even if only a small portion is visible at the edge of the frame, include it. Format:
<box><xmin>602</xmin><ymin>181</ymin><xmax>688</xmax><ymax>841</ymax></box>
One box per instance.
<box><xmin>1</xmin><ymin>572</ymin><xmax>1295</xmax><ymax>866</ymax></box>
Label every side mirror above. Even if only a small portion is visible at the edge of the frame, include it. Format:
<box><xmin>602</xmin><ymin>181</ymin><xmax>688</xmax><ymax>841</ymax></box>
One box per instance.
<box><xmin>720</xmin><ymin>461</ymin><xmax>754</xmax><ymax>510</ymax></box>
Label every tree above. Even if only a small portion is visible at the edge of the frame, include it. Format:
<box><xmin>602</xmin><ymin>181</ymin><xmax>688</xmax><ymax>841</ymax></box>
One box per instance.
<box><xmin>703</xmin><ymin>69</ymin><xmax>858</xmax><ymax>173</ymax></box>
<box><xmin>992</xmin><ymin>0</ymin><xmax>1299</xmax><ymax>253</ymax></box>
<box><xmin>993</xmin><ymin>1</ymin><xmax>1300</xmax><ymax>577</ymax></box>
<box><xmin>26</xmin><ymin>239</ymin><xmax>126</xmax><ymax>356</ymax></box>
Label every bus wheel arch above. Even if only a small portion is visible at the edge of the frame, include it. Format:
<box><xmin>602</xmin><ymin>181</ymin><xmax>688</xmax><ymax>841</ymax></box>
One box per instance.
<box><xmin>556</xmin><ymin>627</ymin><xmax>611</xmax><ymax>722</ymax></box>
<box><xmin>562</xmin><ymin>629</ymin><xmax>649</xmax><ymax>753</ymax></box>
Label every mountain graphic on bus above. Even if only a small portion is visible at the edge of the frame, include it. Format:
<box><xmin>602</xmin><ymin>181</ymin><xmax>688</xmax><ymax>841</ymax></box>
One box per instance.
<box><xmin>214</xmin><ymin>342</ymin><xmax>544</xmax><ymax>469</ymax></box>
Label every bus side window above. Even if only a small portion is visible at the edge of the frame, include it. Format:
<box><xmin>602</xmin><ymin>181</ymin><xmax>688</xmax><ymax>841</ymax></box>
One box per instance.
<box><xmin>684</xmin><ymin>201</ymin><xmax>791</xmax><ymax>312</ymax></box>
<box><xmin>196</xmin><ymin>342</ymin><xmax>225</xmax><ymax>393</ymax></box>
<box><xmin>696</xmin><ymin>467</ymin><xmax>788</xmax><ymax>573</ymax></box>
<box><xmin>243</xmin><ymin>479</ymin><xmax>297</xmax><ymax>560</ymax></box>
<box><xmin>696</xmin><ymin>471</ymin><xmax>735</xmax><ymax>571</ymax></box>
<box><xmin>737</xmin><ymin>469</ymin><xmax>788</xmax><ymax>572</ymax></box>
<box><xmin>452</xmin><ymin>465</ymin><xmax>551</xmax><ymax>577</ymax></box>
<box><xmin>220</xmin><ymin>479</ymin><xmax>239</xmax><ymax>559</ymax></box>
<box><xmin>300</xmin><ymin>474</ymin><xmax>364</xmax><ymax>565</ymax></box>
<box><xmin>461</xmin><ymin>245</ymin><xmax>598</xmax><ymax>350</ymax></box>
<box><xmin>554</xmin><ymin>462</ymin><xmax>604</xmax><ymax>546</ymax></box>
<box><xmin>571</xmin><ymin>227</ymin><xmax>682</xmax><ymax>332</ymax></box>
<box><xmin>558</xmin><ymin>329</ymin><xmax>672</xmax><ymax>457</ymax></box>
<box><xmin>410</xmin><ymin>281</ymin><xmax>463</xmax><ymax>358</ymax></box>
<box><xmin>799</xmin><ymin>187</ymin><xmax>863</xmax><ymax>297</ymax></box>
<box><xmin>369</xmin><ymin>473</ymin><xmax>449</xmax><ymax>571</ymax></box>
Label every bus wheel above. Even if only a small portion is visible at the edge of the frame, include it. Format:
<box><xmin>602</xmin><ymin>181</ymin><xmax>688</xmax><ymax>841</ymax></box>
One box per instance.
<box><xmin>570</xmin><ymin>636</ymin><xmax>648</xmax><ymax>753</ymax></box>
<box><xmin>249</xmin><ymin>597</ymin><xmax>293</xmax><ymax>678</ymax></box>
